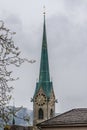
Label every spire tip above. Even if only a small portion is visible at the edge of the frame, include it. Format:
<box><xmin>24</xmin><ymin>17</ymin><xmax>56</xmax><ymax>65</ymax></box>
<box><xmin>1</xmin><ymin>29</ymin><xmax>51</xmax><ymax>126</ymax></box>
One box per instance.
<box><xmin>43</xmin><ymin>6</ymin><xmax>46</xmax><ymax>15</ymax></box>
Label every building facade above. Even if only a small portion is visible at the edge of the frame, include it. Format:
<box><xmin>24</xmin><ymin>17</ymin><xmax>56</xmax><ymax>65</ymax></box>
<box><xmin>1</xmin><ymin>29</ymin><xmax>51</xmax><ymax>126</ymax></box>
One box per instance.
<box><xmin>33</xmin><ymin>13</ymin><xmax>56</xmax><ymax>126</ymax></box>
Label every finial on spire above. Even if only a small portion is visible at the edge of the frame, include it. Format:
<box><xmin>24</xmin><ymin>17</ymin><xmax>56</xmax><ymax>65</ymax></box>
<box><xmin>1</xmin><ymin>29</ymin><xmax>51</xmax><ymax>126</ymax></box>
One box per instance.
<box><xmin>43</xmin><ymin>6</ymin><xmax>46</xmax><ymax>15</ymax></box>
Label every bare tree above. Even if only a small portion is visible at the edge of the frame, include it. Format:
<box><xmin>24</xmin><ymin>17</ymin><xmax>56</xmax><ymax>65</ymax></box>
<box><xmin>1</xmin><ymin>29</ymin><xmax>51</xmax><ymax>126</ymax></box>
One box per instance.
<box><xmin>0</xmin><ymin>21</ymin><xmax>35</xmax><ymax>127</ymax></box>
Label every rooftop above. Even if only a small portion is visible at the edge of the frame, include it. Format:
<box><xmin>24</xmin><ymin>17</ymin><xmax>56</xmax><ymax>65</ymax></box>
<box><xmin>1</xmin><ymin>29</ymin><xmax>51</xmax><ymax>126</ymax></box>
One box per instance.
<box><xmin>37</xmin><ymin>108</ymin><xmax>87</xmax><ymax>127</ymax></box>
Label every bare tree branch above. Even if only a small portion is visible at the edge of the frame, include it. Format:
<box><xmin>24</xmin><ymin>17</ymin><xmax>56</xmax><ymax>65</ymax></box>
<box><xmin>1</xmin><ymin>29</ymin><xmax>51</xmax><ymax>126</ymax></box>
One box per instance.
<box><xmin>0</xmin><ymin>20</ymin><xmax>34</xmax><ymax>127</ymax></box>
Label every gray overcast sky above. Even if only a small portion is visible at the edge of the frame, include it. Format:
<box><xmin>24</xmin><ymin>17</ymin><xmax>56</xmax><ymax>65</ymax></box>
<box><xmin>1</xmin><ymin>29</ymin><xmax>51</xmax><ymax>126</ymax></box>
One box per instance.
<box><xmin>0</xmin><ymin>0</ymin><xmax>87</xmax><ymax>113</ymax></box>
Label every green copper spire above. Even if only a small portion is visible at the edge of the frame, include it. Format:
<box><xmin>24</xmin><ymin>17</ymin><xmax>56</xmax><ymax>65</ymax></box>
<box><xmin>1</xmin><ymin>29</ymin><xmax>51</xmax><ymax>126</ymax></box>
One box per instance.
<box><xmin>12</xmin><ymin>101</ymin><xmax>15</xmax><ymax>125</ymax></box>
<box><xmin>39</xmin><ymin>12</ymin><xmax>50</xmax><ymax>83</ymax></box>
<box><xmin>12</xmin><ymin>116</ymin><xmax>15</xmax><ymax>125</ymax></box>
<box><xmin>34</xmin><ymin>12</ymin><xmax>53</xmax><ymax>98</ymax></box>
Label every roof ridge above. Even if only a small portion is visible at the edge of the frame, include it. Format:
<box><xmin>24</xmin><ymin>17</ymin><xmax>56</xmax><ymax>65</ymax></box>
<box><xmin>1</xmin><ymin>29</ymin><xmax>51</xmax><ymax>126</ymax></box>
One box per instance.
<box><xmin>37</xmin><ymin>109</ymin><xmax>74</xmax><ymax>126</ymax></box>
<box><xmin>37</xmin><ymin>108</ymin><xmax>87</xmax><ymax>126</ymax></box>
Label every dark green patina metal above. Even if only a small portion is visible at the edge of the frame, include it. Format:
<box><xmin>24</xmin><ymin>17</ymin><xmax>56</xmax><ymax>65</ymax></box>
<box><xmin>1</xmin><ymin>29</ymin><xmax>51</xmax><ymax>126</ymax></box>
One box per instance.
<box><xmin>34</xmin><ymin>14</ymin><xmax>53</xmax><ymax>98</ymax></box>
<box><xmin>39</xmin><ymin>14</ymin><xmax>50</xmax><ymax>83</ymax></box>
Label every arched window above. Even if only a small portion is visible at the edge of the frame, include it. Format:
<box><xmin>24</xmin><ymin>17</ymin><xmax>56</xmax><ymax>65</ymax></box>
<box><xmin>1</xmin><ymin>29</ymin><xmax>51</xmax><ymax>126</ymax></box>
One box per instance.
<box><xmin>38</xmin><ymin>108</ymin><xmax>44</xmax><ymax>119</ymax></box>
<box><xmin>50</xmin><ymin>109</ymin><xmax>53</xmax><ymax>117</ymax></box>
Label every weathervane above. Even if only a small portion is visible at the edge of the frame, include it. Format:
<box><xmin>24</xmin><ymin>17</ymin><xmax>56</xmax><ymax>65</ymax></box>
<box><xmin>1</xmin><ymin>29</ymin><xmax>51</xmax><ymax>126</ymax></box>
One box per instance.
<box><xmin>43</xmin><ymin>6</ymin><xmax>46</xmax><ymax>15</ymax></box>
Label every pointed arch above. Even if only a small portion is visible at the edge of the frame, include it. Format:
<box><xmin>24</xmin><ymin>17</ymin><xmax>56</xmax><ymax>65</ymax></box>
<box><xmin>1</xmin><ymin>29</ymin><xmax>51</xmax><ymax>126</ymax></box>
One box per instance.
<box><xmin>38</xmin><ymin>108</ymin><xmax>44</xmax><ymax>119</ymax></box>
<box><xmin>50</xmin><ymin>109</ymin><xmax>53</xmax><ymax>118</ymax></box>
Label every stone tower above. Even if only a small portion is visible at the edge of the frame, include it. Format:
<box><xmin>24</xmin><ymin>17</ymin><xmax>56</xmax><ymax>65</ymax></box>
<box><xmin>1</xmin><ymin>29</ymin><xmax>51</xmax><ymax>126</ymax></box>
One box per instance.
<box><xmin>33</xmin><ymin>13</ymin><xmax>56</xmax><ymax>126</ymax></box>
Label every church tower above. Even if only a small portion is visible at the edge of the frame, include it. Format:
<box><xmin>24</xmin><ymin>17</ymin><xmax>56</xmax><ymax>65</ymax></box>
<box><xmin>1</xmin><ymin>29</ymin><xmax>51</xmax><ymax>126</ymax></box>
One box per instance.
<box><xmin>33</xmin><ymin>13</ymin><xmax>56</xmax><ymax>126</ymax></box>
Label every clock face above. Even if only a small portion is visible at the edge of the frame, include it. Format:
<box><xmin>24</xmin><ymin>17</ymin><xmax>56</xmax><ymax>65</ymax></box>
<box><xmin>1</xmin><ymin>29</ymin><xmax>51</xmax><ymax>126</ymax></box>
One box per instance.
<box><xmin>35</xmin><ymin>93</ymin><xmax>46</xmax><ymax>106</ymax></box>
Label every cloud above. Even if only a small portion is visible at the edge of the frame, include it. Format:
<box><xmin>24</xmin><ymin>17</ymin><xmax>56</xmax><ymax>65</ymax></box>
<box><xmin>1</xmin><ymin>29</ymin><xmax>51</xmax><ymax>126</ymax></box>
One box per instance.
<box><xmin>45</xmin><ymin>4</ymin><xmax>87</xmax><ymax>112</ymax></box>
<box><xmin>0</xmin><ymin>0</ymin><xmax>87</xmax><ymax>112</ymax></box>
<box><xmin>5</xmin><ymin>14</ymin><xmax>21</xmax><ymax>25</ymax></box>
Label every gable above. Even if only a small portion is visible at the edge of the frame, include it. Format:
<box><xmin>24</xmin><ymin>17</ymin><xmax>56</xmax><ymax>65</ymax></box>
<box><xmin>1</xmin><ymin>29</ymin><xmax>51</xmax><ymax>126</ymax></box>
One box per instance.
<box><xmin>36</xmin><ymin>87</ymin><xmax>46</xmax><ymax>97</ymax></box>
<box><xmin>33</xmin><ymin>81</ymin><xmax>53</xmax><ymax>99</ymax></box>
<box><xmin>50</xmin><ymin>89</ymin><xmax>55</xmax><ymax>99</ymax></box>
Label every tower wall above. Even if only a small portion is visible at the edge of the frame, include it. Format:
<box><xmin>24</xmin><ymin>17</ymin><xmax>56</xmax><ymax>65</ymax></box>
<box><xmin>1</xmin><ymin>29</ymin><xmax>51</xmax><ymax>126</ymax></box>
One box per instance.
<box><xmin>33</xmin><ymin>89</ymin><xmax>55</xmax><ymax>126</ymax></box>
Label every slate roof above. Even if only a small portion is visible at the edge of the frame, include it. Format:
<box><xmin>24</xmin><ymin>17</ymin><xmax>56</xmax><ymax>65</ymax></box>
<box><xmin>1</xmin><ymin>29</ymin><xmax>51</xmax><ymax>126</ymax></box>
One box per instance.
<box><xmin>37</xmin><ymin>108</ymin><xmax>87</xmax><ymax>127</ymax></box>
